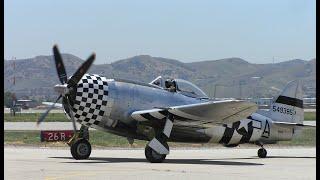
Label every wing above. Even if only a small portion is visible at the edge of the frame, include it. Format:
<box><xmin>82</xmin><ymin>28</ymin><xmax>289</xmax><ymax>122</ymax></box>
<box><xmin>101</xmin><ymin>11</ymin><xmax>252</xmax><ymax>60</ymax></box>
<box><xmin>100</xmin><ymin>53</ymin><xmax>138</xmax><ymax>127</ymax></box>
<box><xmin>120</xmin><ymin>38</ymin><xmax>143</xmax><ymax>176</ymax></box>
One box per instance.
<box><xmin>42</xmin><ymin>102</ymin><xmax>63</xmax><ymax>108</ymax></box>
<box><xmin>131</xmin><ymin>100</ymin><xmax>258</xmax><ymax>127</ymax></box>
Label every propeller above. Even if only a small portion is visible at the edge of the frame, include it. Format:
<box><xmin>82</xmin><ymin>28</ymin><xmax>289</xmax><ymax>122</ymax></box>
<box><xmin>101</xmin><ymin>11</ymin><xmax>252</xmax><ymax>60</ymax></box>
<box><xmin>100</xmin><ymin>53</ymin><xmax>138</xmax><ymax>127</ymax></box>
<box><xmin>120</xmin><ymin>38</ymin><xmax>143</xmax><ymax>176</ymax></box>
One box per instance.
<box><xmin>37</xmin><ymin>45</ymin><xmax>95</xmax><ymax>134</ymax></box>
<box><xmin>53</xmin><ymin>45</ymin><xmax>68</xmax><ymax>84</ymax></box>
<box><xmin>67</xmin><ymin>53</ymin><xmax>95</xmax><ymax>88</ymax></box>
<box><xmin>37</xmin><ymin>95</ymin><xmax>62</xmax><ymax>125</ymax></box>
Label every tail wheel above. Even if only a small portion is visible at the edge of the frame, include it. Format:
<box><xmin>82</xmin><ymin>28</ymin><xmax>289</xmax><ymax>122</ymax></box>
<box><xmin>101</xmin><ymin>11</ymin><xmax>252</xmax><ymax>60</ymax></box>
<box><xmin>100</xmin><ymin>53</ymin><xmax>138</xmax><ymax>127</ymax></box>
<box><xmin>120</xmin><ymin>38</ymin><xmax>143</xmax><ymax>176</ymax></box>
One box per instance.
<box><xmin>258</xmin><ymin>148</ymin><xmax>267</xmax><ymax>158</ymax></box>
<box><xmin>145</xmin><ymin>142</ymin><xmax>169</xmax><ymax>163</ymax></box>
<box><xmin>71</xmin><ymin>138</ymin><xmax>91</xmax><ymax>160</ymax></box>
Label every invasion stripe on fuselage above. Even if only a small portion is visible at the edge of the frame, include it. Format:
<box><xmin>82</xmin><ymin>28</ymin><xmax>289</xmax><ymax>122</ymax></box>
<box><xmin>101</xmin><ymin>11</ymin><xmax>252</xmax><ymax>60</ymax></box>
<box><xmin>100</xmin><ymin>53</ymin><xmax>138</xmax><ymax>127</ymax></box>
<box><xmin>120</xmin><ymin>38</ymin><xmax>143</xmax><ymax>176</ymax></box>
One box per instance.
<box><xmin>219</xmin><ymin>124</ymin><xmax>235</xmax><ymax>144</ymax></box>
<box><xmin>238</xmin><ymin>121</ymin><xmax>254</xmax><ymax>144</ymax></box>
<box><xmin>275</xmin><ymin>95</ymin><xmax>303</xmax><ymax>108</ymax></box>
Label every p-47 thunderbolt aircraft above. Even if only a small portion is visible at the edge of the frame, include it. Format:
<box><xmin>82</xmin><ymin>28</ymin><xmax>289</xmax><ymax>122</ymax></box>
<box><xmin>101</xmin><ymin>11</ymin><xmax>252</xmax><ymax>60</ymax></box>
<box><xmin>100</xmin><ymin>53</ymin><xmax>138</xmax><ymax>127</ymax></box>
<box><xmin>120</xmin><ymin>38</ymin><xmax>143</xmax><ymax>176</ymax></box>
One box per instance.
<box><xmin>38</xmin><ymin>45</ymin><xmax>315</xmax><ymax>163</ymax></box>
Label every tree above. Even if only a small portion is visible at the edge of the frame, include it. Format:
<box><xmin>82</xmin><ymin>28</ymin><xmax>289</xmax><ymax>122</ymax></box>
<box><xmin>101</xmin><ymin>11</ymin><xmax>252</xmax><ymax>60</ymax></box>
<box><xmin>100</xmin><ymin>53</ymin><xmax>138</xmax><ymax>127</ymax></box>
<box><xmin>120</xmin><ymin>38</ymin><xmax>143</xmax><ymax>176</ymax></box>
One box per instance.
<box><xmin>4</xmin><ymin>91</ymin><xmax>15</xmax><ymax>107</ymax></box>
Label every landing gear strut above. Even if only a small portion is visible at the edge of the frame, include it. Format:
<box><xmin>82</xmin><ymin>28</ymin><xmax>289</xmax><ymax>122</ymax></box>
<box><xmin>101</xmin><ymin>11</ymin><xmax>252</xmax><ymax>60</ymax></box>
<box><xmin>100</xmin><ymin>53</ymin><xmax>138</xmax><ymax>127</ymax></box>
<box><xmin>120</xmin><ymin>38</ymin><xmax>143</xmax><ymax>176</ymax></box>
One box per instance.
<box><xmin>145</xmin><ymin>113</ymin><xmax>174</xmax><ymax>163</ymax></box>
<box><xmin>68</xmin><ymin>125</ymin><xmax>91</xmax><ymax>160</ymax></box>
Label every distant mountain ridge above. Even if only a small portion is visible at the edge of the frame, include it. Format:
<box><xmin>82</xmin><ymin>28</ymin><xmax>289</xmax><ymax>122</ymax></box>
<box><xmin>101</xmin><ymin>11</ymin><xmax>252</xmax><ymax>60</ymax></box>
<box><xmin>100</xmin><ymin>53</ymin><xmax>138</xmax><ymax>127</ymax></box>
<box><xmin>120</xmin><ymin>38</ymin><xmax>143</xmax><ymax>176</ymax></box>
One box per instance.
<box><xmin>4</xmin><ymin>54</ymin><xmax>316</xmax><ymax>100</ymax></box>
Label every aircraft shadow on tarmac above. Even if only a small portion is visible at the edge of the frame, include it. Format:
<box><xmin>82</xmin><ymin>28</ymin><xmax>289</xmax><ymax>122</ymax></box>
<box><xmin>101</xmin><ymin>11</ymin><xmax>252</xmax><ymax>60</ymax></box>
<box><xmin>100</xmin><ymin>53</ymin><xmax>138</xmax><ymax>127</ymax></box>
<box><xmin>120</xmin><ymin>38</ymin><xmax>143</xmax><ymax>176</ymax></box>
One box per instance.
<box><xmin>50</xmin><ymin>155</ymin><xmax>315</xmax><ymax>166</ymax></box>
<box><xmin>217</xmin><ymin>156</ymin><xmax>316</xmax><ymax>160</ymax></box>
<box><xmin>50</xmin><ymin>157</ymin><xmax>264</xmax><ymax>166</ymax></box>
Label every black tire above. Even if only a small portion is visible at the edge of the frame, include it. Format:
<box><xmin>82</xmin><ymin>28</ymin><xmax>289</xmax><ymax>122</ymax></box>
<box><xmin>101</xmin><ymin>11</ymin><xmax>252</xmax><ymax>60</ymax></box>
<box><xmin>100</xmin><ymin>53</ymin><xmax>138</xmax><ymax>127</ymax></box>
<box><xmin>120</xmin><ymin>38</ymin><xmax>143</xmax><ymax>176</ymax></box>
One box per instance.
<box><xmin>258</xmin><ymin>148</ymin><xmax>267</xmax><ymax>158</ymax></box>
<box><xmin>70</xmin><ymin>138</ymin><xmax>91</xmax><ymax>160</ymax></box>
<box><xmin>145</xmin><ymin>142</ymin><xmax>169</xmax><ymax>163</ymax></box>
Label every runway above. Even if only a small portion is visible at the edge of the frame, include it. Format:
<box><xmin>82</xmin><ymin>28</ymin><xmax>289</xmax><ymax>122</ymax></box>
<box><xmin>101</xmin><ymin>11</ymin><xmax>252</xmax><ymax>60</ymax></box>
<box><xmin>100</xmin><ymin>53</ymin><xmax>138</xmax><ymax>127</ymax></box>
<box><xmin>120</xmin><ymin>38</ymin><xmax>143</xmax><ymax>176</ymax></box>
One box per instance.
<box><xmin>4</xmin><ymin>146</ymin><xmax>316</xmax><ymax>180</ymax></box>
<box><xmin>4</xmin><ymin>122</ymin><xmax>88</xmax><ymax>131</ymax></box>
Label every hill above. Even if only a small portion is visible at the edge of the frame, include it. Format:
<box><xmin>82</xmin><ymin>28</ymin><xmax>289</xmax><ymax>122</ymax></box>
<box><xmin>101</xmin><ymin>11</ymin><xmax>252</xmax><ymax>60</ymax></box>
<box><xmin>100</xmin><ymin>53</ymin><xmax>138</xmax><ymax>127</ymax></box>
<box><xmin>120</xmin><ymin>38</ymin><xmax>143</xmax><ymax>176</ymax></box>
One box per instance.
<box><xmin>4</xmin><ymin>54</ymin><xmax>316</xmax><ymax>100</ymax></box>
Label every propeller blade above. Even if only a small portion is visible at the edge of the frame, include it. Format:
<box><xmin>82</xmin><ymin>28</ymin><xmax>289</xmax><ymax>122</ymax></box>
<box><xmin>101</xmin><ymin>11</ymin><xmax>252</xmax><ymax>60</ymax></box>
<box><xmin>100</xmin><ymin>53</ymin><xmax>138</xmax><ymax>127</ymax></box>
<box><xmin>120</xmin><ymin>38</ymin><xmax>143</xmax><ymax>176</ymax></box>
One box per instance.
<box><xmin>66</xmin><ymin>97</ymin><xmax>78</xmax><ymax>133</ymax></box>
<box><xmin>37</xmin><ymin>95</ymin><xmax>62</xmax><ymax>125</ymax></box>
<box><xmin>67</xmin><ymin>53</ymin><xmax>95</xmax><ymax>88</ymax></box>
<box><xmin>53</xmin><ymin>45</ymin><xmax>68</xmax><ymax>84</ymax></box>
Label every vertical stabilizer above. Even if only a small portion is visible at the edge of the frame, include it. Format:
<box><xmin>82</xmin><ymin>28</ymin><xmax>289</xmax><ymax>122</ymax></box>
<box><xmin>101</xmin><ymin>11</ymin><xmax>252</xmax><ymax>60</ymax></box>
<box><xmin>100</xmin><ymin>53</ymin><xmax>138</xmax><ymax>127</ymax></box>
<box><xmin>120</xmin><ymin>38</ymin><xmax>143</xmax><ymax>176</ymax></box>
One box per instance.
<box><xmin>269</xmin><ymin>80</ymin><xmax>304</xmax><ymax>123</ymax></box>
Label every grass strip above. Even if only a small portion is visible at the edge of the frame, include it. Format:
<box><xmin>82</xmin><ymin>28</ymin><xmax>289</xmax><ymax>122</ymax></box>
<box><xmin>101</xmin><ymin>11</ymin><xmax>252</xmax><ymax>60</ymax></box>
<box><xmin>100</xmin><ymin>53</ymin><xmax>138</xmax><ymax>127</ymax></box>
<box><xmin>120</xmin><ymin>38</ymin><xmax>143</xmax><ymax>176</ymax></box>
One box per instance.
<box><xmin>4</xmin><ymin>113</ymin><xmax>69</xmax><ymax>122</ymax></box>
<box><xmin>5</xmin><ymin>127</ymin><xmax>315</xmax><ymax>147</ymax></box>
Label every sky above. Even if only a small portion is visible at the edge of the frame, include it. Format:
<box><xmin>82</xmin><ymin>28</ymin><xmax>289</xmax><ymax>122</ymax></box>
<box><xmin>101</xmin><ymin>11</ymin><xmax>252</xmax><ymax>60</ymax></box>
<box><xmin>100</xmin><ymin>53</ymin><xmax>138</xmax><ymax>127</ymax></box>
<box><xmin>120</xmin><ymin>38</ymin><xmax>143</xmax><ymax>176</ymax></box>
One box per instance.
<box><xmin>4</xmin><ymin>0</ymin><xmax>316</xmax><ymax>64</ymax></box>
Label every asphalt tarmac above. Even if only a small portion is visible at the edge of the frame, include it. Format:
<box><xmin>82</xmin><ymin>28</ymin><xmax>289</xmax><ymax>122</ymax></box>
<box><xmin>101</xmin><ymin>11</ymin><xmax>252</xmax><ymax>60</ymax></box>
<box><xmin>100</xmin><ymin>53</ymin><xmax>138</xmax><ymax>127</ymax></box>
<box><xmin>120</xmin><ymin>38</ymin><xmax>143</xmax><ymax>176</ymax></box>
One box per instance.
<box><xmin>4</xmin><ymin>146</ymin><xmax>316</xmax><ymax>180</ymax></box>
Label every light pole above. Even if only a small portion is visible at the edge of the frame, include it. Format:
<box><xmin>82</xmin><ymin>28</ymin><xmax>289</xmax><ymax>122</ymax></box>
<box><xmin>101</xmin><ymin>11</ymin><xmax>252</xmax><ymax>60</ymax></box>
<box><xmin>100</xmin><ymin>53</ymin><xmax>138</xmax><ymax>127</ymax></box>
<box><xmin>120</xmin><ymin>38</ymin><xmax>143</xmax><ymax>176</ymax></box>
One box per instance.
<box><xmin>251</xmin><ymin>76</ymin><xmax>262</xmax><ymax>102</ymax></box>
<box><xmin>239</xmin><ymin>80</ymin><xmax>246</xmax><ymax>100</ymax></box>
<box><xmin>213</xmin><ymin>84</ymin><xmax>225</xmax><ymax>100</ymax></box>
<box><xmin>213</xmin><ymin>84</ymin><xmax>218</xmax><ymax>100</ymax></box>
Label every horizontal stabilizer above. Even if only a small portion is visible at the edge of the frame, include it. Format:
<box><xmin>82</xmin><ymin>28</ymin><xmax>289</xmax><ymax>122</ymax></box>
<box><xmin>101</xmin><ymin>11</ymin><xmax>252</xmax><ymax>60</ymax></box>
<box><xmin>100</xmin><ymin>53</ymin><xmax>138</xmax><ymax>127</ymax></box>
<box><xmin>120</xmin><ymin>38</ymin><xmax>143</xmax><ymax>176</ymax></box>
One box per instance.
<box><xmin>273</xmin><ymin>121</ymin><xmax>316</xmax><ymax>128</ymax></box>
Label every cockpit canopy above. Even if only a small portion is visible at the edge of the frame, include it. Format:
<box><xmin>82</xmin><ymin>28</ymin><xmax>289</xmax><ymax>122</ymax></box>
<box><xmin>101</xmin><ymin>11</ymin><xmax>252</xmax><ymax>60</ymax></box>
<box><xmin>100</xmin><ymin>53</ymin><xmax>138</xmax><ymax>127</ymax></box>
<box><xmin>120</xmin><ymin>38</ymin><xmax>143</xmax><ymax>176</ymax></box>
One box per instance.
<box><xmin>149</xmin><ymin>76</ymin><xmax>208</xmax><ymax>98</ymax></box>
<box><xmin>175</xmin><ymin>79</ymin><xmax>208</xmax><ymax>98</ymax></box>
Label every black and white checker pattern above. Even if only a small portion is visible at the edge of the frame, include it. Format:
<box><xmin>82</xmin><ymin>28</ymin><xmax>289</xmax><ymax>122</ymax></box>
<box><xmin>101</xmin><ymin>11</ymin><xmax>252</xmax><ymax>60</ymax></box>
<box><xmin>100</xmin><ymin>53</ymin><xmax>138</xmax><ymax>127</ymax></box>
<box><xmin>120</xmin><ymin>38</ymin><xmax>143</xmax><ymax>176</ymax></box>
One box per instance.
<box><xmin>72</xmin><ymin>74</ymin><xmax>109</xmax><ymax>127</ymax></box>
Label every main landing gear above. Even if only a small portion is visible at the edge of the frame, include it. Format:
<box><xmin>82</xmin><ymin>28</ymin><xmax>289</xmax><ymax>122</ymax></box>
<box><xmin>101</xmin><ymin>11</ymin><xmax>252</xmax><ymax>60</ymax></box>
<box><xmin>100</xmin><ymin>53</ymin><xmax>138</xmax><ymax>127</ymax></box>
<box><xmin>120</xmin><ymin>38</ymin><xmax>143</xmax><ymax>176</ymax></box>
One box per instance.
<box><xmin>145</xmin><ymin>141</ymin><xmax>169</xmax><ymax>163</ymax></box>
<box><xmin>145</xmin><ymin>114</ymin><xmax>174</xmax><ymax>163</ymax></box>
<box><xmin>68</xmin><ymin>126</ymin><xmax>91</xmax><ymax>160</ymax></box>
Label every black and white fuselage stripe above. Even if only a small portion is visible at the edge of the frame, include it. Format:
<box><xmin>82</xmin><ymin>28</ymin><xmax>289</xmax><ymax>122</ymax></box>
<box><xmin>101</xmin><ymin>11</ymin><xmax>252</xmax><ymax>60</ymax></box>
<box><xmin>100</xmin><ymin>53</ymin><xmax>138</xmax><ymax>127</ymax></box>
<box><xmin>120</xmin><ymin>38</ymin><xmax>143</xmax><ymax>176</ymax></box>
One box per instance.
<box><xmin>207</xmin><ymin>118</ymin><xmax>263</xmax><ymax>146</ymax></box>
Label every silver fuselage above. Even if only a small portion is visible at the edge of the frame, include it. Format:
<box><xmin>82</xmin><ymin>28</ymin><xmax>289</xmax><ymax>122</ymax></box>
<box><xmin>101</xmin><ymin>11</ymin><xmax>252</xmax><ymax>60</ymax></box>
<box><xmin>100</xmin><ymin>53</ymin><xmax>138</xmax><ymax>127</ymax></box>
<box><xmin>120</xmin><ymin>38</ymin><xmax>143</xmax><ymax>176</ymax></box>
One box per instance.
<box><xmin>65</xmin><ymin>74</ymin><xmax>298</xmax><ymax>146</ymax></box>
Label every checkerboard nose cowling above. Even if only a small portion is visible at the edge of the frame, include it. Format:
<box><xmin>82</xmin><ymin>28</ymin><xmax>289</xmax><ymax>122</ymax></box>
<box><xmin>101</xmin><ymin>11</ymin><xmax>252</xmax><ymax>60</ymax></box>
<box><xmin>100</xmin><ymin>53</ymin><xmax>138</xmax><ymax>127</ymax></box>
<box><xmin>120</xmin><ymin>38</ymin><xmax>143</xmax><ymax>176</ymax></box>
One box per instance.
<box><xmin>72</xmin><ymin>74</ymin><xmax>109</xmax><ymax>126</ymax></box>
